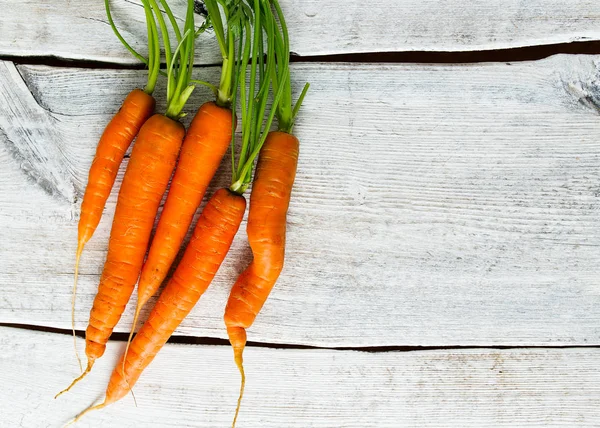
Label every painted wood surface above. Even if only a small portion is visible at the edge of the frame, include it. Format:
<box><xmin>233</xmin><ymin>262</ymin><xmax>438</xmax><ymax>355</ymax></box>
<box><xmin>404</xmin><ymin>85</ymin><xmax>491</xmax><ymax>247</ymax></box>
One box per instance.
<box><xmin>1</xmin><ymin>56</ymin><xmax>599</xmax><ymax>347</ymax></box>
<box><xmin>2</xmin><ymin>327</ymin><xmax>600</xmax><ymax>427</ymax></box>
<box><xmin>2</xmin><ymin>0</ymin><xmax>600</xmax><ymax>64</ymax></box>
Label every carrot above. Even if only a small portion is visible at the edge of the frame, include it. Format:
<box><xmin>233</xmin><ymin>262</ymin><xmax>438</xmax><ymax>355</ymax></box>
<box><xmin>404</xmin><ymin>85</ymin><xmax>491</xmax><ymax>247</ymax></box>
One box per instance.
<box><xmin>224</xmin><ymin>1</ymin><xmax>309</xmax><ymax>425</ymax></box>
<box><xmin>68</xmin><ymin>188</ymin><xmax>246</xmax><ymax>424</ymax></box>
<box><xmin>224</xmin><ymin>132</ymin><xmax>299</xmax><ymax>426</ymax></box>
<box><xmin>68</xmin><ymin>0</ymin><xmax>158</xmax><ymax>372</ymax></box>
<box><xmin>57</xmin><ymin>0</ymin><xmax>199</xmax><ymax>398</ymax></box>
<box><xmin>86</xmin><ymin>113</ymin><xmax>184</xmax><ymax>356</ymax></box>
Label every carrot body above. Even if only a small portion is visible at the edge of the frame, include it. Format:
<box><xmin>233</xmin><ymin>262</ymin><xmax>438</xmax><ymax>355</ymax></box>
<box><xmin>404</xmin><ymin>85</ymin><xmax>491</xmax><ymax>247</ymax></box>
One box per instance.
<box><xmin>223</xmin><ymin>131</ymin><xmax>298</xmax><ymax>425</ymax></box>
<box><xmin>85</xmin><ymin>114</ymin><xmax>185</xmax><ymax>368</ymax></box>
<box><xmin>104</xmin><ymin>188</ymin><xmax>245</xmax><ymax>404</ymax></box>
<box><xmin>224</xmin><ymin>131</ymin><xmax>299</xmax><ymax>355</ymax></box>
<box><xmin>137</xmin><ymin>102</ymin><xmax>232</xmax><ymax>308</ymax></box>
<box><xmin>78</xmin><ymin>89</ymin><xmax>155</xmax><ymax>248</ymax></box>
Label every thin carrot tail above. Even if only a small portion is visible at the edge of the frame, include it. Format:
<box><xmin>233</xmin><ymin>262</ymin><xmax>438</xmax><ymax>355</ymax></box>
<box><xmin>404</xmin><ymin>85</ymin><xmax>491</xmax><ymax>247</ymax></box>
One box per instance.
<box><xmin>63</xmin><ymin>401</ymin><xmax>107</xmax><ymax>427</ymax></box>
<box><xmin>72</xmin><ymin>242</ymin><xmax>84</xmax><ymax>373</ymax></box>
<box><xmin>232</xmin><ymin>354</ymin><xmax>246</xmax><ymax>428</ymax></box>
<box><xmin>55</xmin><ymin>359</ymin><xmax>93</xmax><ymax>399</ymax></box>
<box><xmin>122</xmin><ymin>304</ymin><xmax>142</xmax><ymax>405</ymax></box>
<box><xmin>228</xmin><ymin>326</ymin><xmax>247</xmax><ymax>428</ymax></box>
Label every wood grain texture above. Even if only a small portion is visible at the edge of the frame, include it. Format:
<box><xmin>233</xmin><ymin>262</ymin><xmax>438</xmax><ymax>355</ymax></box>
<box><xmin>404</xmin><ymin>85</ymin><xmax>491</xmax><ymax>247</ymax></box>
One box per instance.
<box><xmin>2</xmin><ymin>327</ymin><xmax>599</xmax><ymax>427</ymax></box>
<box><xmin>2</xmin><ymin>0</ymin><xmax>600</xmax><ymax>63</ymax></box>
<box><xmin>1</xmin><ymin>56</ymin><xmax>600</xmax><ymax>347</ymax></box>
<box><xmin>0</xmin><ymin>62</ymin><xmax>78</xmax><ymax>203</ymax></box>
<box><xmin>0</xmin><ymin>0</ymin><xmax>221</xmax><ymax>64</ymax></box>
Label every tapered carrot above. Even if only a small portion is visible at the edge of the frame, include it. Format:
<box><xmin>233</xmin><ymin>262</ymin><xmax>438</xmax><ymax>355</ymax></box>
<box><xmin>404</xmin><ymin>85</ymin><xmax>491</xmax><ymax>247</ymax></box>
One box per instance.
<box><xmin>68</xmin><ymin>188</ymin><xmax>246</xmax><ymax>423</ymax></box>
<box><xmin>58</xmin><ymin>0</ymin><xmax>199</xmax><ymax>398</ymax></box>
<box><xmin>224</xmin><ymin>131</ymin><xmax>300</xmax><ymax>426</ymax></box>
<box><xmin>224</xmin><ymin>1</ymin><xmax>309</xmax><ymax>425</ymax></box>
<box><xmin>68</xmin><ymin>0</ymin><xmax>158</xmax><ymax>371</ymax></box>
<box><xmin>78</xmin><ymin>90</ymin><xmax>155</xmax><ymax>250</ymax></box>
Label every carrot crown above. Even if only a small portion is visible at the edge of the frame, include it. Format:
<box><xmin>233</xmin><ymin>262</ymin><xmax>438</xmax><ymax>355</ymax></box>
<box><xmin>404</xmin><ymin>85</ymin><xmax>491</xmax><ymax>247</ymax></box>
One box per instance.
<box><xmin>163</xmin><ymin>0</ymin><xmax>199</xmax><ymax>119</ymax></box>
<box><xmin>228</xmin><ymin>0</ymin><xmax>307</xmax><ymax>193</ymax></box>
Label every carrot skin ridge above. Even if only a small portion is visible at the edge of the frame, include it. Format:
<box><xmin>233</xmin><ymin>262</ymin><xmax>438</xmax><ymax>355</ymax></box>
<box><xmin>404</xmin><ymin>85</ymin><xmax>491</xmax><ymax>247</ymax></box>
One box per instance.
<box><xmin>84</xmin><ymin>114</ymin><xmax>185</xmax><ymax>370</ymax></box>
<box><xmin>106</xmin><ymin>188</ymin><xmax>246</xmax><ymax>404</ymax></box>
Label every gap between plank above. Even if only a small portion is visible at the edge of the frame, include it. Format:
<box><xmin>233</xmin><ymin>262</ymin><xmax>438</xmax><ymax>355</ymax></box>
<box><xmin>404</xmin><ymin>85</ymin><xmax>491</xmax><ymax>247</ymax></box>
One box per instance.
<box><xmin>2</xmin><ymin>41</ymin><xmax>600</xmax><ymax>70</ymax></box>
<box><xmin>2</xmin><ymin>323</ymin><xmax>599</xmax><ymax>353</ymax></box>
<box><xmin>293</xmin><ymin>41</ymin><xmax>600</xmax><ymax>63</ymax></box>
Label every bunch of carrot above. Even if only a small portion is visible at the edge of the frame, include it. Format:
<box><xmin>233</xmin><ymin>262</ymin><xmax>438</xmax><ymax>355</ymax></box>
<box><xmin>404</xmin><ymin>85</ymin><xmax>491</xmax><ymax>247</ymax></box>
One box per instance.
<box><xmin>57</xmin><ymin>0</ymin><xmax>308</xmax><ymax>426</ymax></box>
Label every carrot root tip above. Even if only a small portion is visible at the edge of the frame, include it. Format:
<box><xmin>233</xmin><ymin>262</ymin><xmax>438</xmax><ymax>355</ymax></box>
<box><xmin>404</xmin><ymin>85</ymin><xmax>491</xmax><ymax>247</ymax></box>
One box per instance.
<box><xmin>65</xmin><ymin>401</ymin><xmax>107</xmax><ymax>427</ymax></box>
<box><xmin>72</xmin><ymin>242</ymin><xmax>84</xmax><ymax>373</ymax></box>
<box><xmin>55</xmin><ymin>360</ymin><xmax>93</xmax><ymax>399</ymax></box>
<box><xmin>232</xmin><ymin>351</ymin><xmax>246</xmax><ymax>428</ymax></box>
<box><xmin>228</xmin><ymin>327</ymin><xmax>247</xmax><ymax>428</ymax></box>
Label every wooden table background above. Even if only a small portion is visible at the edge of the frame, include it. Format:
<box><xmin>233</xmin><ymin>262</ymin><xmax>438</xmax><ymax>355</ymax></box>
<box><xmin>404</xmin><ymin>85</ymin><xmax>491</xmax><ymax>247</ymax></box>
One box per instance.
<box><xmin>1</xmin><ymin>1</ymin><xmax>600</xmax><ymax>426</ymax></box>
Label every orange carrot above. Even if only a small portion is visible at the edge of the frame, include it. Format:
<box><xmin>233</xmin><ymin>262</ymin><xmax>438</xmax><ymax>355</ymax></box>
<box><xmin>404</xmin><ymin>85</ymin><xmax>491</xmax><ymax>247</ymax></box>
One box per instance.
<box><xmin>57</xmin><ymin>114</ymin><xmax>185</xmax><ymax>397</ymax></box>
<box><xmin>223</xmin><ymin>1</ymin><xmax>309</xmax><ymax>424</ymax></box>
<box><xmin>68</xmin><ymin>188</ymin><xmax>246</xmax><ymax>421</ymax></box>
<box><xmin>224</xmin><ymin>131</ymin><xmax>299</xmax><ymax>423</ymax></box>
<box><xmin>224</xmin><ymin>131</ymin><xmax>298</xmax><ymax>340</ymax></box>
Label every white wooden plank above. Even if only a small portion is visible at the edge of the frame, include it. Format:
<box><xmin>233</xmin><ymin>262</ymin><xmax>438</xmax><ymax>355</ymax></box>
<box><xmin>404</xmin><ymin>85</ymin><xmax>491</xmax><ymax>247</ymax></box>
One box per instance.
<box><xmin>1</xmin><ymin>56</ymin><xmax>600</xmax><ymax>347</ymax></box>
<box><xmin>0</xmin><ymin>0</ymin><xmax>221</xmax><ymax>65</ymax></box>
<box><xmin>2</xmin><ymin>0</ymin><xmax>600</xmax><ymax>63</ymax></box>
<box><xmin>2</xmin><ymin>327</ymin><xmax>599</xmax><ymax>427</ymax></box>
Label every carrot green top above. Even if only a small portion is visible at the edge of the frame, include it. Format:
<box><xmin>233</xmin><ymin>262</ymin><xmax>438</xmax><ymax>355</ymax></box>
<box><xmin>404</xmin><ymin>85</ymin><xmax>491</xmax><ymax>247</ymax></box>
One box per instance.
<box><xmin>105</xmin><ymin>0</ymin><xmax>159</xmax><ymax>95</ymax></box>
<box><xmin>106</xmin><ymin>0</ymin><xmax>203</xmax><ymax>120</ymax></box>
<box><xmin>270</xmin><ymin>0</ymin><xmax>309</xmax><ymax>134</ymax></box>
<box><xmin>228</xmin><ymin>0</ymin><xmax>308</xmax><ymax>194</ymax></box>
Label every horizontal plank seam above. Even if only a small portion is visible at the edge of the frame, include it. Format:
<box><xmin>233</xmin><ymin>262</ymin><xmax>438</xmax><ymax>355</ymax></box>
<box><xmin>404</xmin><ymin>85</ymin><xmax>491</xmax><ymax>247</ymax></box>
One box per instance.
<box><xmin>2</xmin><ymin>41</ymin><xmax>600</xmax><ymax>70</ymax></box>
<box><xmin>0</xmin><ymin>55</ymin><xmax>219</xmax><ymax>70</ymax></box>
<box><xmin>2</xmin><ymin>323</ymin><xmax>599</xmax><ymax>353</ymax></box>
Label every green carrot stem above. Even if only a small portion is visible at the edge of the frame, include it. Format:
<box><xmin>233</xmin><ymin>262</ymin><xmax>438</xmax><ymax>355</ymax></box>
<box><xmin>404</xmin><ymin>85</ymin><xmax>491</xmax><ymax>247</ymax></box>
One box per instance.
<box><xmin>159</xmin><ymin>0</ymin><xmax>182</xmax><ymax>42</ymax></box>
<box><xmin>105</xmin><ymin>0</ymin><xmax>149</xmax><ymax>68</ymax></box>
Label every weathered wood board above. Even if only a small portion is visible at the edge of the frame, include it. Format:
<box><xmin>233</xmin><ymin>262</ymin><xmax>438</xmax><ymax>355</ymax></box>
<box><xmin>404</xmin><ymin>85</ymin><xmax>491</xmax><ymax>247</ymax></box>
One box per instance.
<box><xmin>1</xmin><ymin>55</ymin><xmax>599</xmax><ymax>347</ymax></box>
<box><xmin>2</xmin><ymin>0</ymin><xmax>600</xmax><ymax>63</ymax></box>
<box><xmin>2</xmin><ymin>327</ymin><xmax>600</xmax><ymax>427</ymax></box>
